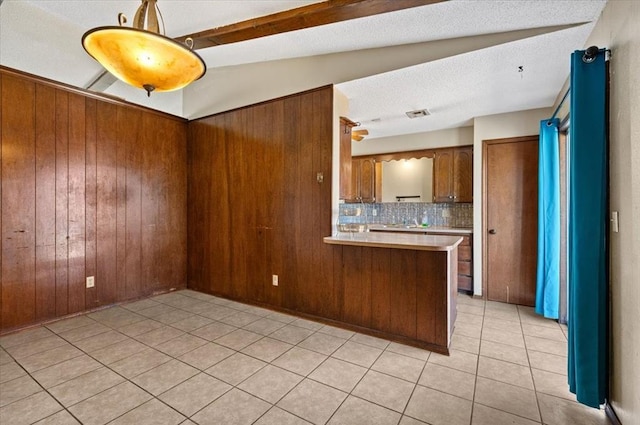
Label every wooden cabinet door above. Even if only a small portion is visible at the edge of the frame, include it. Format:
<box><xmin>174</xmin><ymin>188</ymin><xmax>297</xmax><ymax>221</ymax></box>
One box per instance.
<box><xmin>339</xmin><ymin>118</ymin><xmax>354</xmax><ymax>200</ymax></box>
<box><xmin>359</xmin><ymin>158</ymin><xmax>376</xmax><ymax>202</ymax></box>
<box><xmin>348</xmin><ymin>158</ymin><xmax>376</xmax><ymax>203</ymax></box>
<box><xmin>433</xmin><ymin>149</ymin><xmax>453</xmax><ymax>202</ymax></box>
<box><xmin>453</xmin><ymin>147</ymin><xmax>473</xmax><ymax>202</ymax></box>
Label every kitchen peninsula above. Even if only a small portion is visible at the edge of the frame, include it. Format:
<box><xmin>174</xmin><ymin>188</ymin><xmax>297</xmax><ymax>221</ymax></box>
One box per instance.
<box><xmin>324</xmin><ymin>232</ymin><xmax>462</xmax><ymax>354</ymax></box>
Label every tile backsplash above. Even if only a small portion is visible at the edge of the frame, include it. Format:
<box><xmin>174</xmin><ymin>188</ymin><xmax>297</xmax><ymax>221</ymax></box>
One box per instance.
<box><xmin>339</xmin><ymin>202</ymin><xmax>473</xmax><ymax>228</ymax></box>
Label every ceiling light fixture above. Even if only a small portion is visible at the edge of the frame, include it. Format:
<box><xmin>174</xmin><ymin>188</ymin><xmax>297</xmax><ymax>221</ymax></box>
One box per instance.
<box><xmin>81</xmin><ymin>0</ymin><xmax>206</xmax><ymax>96</ymax></box>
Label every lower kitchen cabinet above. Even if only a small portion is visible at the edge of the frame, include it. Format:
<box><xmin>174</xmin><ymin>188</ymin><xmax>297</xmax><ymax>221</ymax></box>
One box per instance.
<box><xmin>431</xmin><ymin>233</ymin><xmax>473</xmax><ymax>292</ymax></box>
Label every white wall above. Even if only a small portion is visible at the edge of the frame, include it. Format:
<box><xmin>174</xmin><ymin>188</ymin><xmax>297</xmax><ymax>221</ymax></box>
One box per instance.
<box><xmin>472</xmin><ymin>107</ymin><xmax>553</xmax><ymax>296</ymax></box>
<box><xmin>353</xmin><ymin>126</ymin><xmax>473</xmax><ymax>156</ymax></box>
<box><xmin>584</xmin><ymin>1</ymin><xmax>640</xmax><ymax>423</ymax></box>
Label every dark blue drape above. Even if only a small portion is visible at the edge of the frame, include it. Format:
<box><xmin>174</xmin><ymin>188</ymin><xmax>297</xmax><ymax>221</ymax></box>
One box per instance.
<box><xmin>536</xmin><ymin>118</ymin><xmax>560</xmax><ymax>319</ymax></box>
<box><xmin>568</xmin><ymin>48</ymin><xmax>608</xmax><ymax>408</ymax></box>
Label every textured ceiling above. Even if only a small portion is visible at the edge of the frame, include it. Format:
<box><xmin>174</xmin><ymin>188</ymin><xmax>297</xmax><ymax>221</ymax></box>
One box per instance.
<box><xmin>0</xmin><ymin>0</ymin><xmax>607</xmax><ymax>140</ymax></box>
<box><xmin>338</xmin><ymin>21</ymin><xmax>597</xmax><ymax>138</ymax></box>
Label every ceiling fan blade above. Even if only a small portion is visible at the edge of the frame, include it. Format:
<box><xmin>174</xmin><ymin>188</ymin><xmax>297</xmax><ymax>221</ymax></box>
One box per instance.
<box><xmin>176</xmin><ymin>0</ymin><xmax>445</xmax><ymax>50</ymax></box>
<box><xmin>352</xmin><ymin>134</ymin><xmax>365</xmax><ymax>142</ymax></box>
<box><xmin>353</xmin><ymin>129</ymin><xmax>369</xmax><ymax>136</ymax></box>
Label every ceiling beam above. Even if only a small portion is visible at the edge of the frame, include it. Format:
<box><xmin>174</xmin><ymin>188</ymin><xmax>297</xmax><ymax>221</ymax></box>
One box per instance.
<box><xmin>85</xmin><ymin>69</ymin><xmax>117</xmax><ymax>92</ymax></box>
<box><xmin>176</xmin><ymin>0</ymin><xmax>446</xmax><ymax>50</ymax></box>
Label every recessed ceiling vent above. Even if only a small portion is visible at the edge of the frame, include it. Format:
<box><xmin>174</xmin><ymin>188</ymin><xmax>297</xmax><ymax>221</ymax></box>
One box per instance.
<box><xmin>405</xmin><ymin>109</ymin><xmax>430</xmax><ymax>119</ymax></box>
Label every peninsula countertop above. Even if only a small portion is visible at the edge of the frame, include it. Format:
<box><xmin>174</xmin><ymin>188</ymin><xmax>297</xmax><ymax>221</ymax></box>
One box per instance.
<box><xmin>324</xmin><ymin>232</ymin><xmax>463</xmax><ymax>252</ymax></box>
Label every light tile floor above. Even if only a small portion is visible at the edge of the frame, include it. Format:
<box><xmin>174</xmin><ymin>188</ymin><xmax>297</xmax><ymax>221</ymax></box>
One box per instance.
<box><xmin>0</xmin><ymin>290</ymin><xmax>612</xmax><ymax>425</ymax></box>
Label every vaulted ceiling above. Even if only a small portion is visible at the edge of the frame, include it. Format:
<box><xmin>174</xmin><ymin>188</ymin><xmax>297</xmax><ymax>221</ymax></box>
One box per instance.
<box><xmin>0</xmin><ymin>0</ymin><xmax>606</xmax><ymax>140</ymax></box>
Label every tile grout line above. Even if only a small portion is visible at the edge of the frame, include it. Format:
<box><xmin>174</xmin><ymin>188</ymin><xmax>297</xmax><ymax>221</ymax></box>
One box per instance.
<box><xmin>178</xmin><ymin>313</ymin><xmax>350</xmax><ymax>420</ymax></box>
<box><xmin>518</xmin><ymin>304</ymin><xmax>544</xmax><ymax>425</ymax></box>
<box><xmin>0</xmin><ymin>348</ymin><xmax>87</xmax><ymax>425</ymax></box>
<box><xmin>88</xmin><ymin>307</ymin><xmax>249</xmax><ymax>424</ymax></box>
<box><xmin>397</xmin><ymin>349</ymin><xmax>429</xmax><ymax>424</ymax></box>
<box><xmin>50</xmin><ymin>341</ymin><xmax>185</xmax><ymax>423</ymax></box>
<box><xmin>465</xmin><ymin>299</ymin><xmax>549</xmax><ymax>424</ymax></box>
<box><xmin>468</xmin><ymin>295</ymin><xmax>486</xmax><ymax>425</ymax></box>
<box><xmin>173</xmin><ymin>321</ymin><xmax>346</xmax><ymax>423</ymax></box>
<box><xmin>312</xmin><ymin>332</ymin><xmax>391</xmax><ymax>425</ymax></box>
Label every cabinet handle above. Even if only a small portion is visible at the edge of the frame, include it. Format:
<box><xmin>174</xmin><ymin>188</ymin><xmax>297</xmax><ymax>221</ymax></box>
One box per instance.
<box><xmin>489</xmin><ymin>229</ymin><xmax>497</xmax><ymax>234</ymax></box>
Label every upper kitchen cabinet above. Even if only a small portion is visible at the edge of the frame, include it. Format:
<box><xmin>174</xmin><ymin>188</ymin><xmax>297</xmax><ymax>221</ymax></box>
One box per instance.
<box><xmin>349</xmin><ymin>158</ymin><xmax>380</xmax><ymax>203</ymax></box>
<box><xmin>453</xmin><ymin>146</ymin><xmax>473</xmax><ymax>202</ymax></box>
<box><xmin>339</xmin><ymin>117</ymin><xmax>357</xmax><ymax>200</ymax></box>
<box><xmin>433</xmin><ymin>146</ymin><xmax>473</xmax><ymax>203</ymax></box>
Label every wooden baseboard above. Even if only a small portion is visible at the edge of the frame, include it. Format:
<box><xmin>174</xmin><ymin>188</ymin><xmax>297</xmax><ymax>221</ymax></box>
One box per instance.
<box><xmin>605</xmin><ymin>402</ymin><xmax>623</xmax><ymax>425</ymax></box>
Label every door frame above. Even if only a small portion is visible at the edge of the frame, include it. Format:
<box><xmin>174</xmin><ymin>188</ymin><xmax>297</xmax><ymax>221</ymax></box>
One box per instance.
<box><xmin>482</xmin><ymin>135</ymin><xmax>539</xmax><ymax>299</ymax></box>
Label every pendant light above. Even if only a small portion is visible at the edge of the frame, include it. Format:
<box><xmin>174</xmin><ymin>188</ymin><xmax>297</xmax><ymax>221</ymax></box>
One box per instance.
<box><xmin>82</xmin><ymin>0</ymin><xmax>206</xmax><ymax>96</ymax></box>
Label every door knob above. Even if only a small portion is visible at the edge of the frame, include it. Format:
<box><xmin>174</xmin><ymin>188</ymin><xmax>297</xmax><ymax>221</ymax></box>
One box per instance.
<box><xmin>489</xmin><ymin>229</ymin><xmax>497</xmax><ymax>234</ymax></box>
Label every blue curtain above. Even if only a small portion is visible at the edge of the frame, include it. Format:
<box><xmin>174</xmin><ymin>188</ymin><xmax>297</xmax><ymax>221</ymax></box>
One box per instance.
<box><xmin>568</xmin><ymin>48</ymin><xmax>608</xmax><ymax>408</ymax></box>
<box><xmin>535</xmin><ymin>119</ymin><xmax>560</xmax><ymax>319</ymax></box>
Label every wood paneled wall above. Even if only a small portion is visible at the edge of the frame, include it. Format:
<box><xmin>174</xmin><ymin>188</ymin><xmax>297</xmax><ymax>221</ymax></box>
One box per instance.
<box><xmin>188</xmin><ymin>94</ymin><xmax>454</xmax><ymax>351</ymax></box>
<box><xmin>187</xmin><ymin>86</ymin><xmax>337</xmax><ymax>317</ymax></box>
<box><xmin>0</xmin><ymin>69</ymin><xmax>187</xmax><ymax>332</ymax></box>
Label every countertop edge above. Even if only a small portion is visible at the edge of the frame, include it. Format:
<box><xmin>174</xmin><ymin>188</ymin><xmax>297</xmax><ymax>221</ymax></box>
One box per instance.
<box><xmin>323</xmin><ymin>234</ymin><xmax>463</xmax><ymax>252</ymax></box>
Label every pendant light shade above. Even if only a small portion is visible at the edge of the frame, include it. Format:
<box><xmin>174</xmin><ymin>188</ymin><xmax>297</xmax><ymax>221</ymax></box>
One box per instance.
<box><xmin>82</xmin><ymin>0</ymin><xmax>206</xmax><ymax>96</ymax></box>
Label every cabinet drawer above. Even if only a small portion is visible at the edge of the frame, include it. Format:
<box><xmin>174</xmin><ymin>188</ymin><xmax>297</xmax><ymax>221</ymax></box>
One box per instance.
<box><xmin>458</xmin><ymin>275</ymin><xmax>472</xmax><ymax>292</ymax></box>
<box><xmin>458</xmin><ymin>260</ymin><xmax>472</xmax><ymax>276</ymax></box>
<box><xmin>459</xmin><ymin>246</ymin><xmax>471</xmax><ymax>261</ymax></box>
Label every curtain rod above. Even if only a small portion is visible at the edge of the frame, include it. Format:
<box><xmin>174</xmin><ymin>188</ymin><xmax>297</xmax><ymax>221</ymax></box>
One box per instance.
<box><xmin>548</xmin><ymin>46</ymin><xmax>610</xmax><ymax>126</ymax></box>
<box><xmin>548</xmin><ymin>87</ymin><xmax>570</xmax><ymax>125</ymax></box>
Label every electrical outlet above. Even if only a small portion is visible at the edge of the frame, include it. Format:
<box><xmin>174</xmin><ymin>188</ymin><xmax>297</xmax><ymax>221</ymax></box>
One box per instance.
<box><xmin>372</xmin><ymin>209</ymin><xmax>377</xmax><ymax>217</ymax></box>
<box><xmin>272</xmin><ymin>275</ymin><xmax>279</xmax><ymax>286</ymax></box>
<box><xmin>442</xmin><ymin>209</ymin><xmax>450</xmax><ymax>218</ymax></box>
<box><xmin>86</xmin><ymin>276</ymin><xmax>95</xmax><ymax>288</ymax></box>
